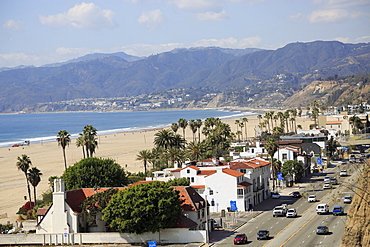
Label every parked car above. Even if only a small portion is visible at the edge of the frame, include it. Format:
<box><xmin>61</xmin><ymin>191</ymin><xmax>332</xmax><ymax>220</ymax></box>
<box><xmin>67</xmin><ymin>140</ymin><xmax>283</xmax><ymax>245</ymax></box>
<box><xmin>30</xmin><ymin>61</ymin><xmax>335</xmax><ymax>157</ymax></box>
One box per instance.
<box><xmin>323</xmin><ymin>183</ymin><xmax>331</xmax><ymax>190</ymax></box>
<box><xmin>330</xmin><ymin>177</ymin><xmax>338</xmax><ymax>185</ymax></box>
<box><xmin>324</xmin><ymin>176</ymin><xmax>331</xmax><ymax>182</ymax></box>
<box><xmin>257</xmin><ymin>230</ymin><xmax>270</xmax><ymax>240</ymax></box>
<box><xmin>286</xmin><ymin>208</ymin><xmax>297</xmax><ymax>218</ymax></box>
<box><xmin>316</xmin><ymin>204</ymin><xmax>329</xmax><ymax>215</ymax></box>
<box><xmin>332</xmin><ymin>206</ymin><xmax>344</xmax><ymax>216</ymax></box>
<box><xmin>271</xmin><ymin>192</ymin><xmax>280</xmax><ymax>199</ymax></box>
<box><xmin>316</xmin><ymin>225</ymin><xmax>329</xmax><ymax>235</ymax></box>
<box><xmin>308</xmin><ymin>195</ymin><xmax>317</xmax><ymax>203</ymax></box>
<box><xmin>234</xmin><ymin>233</ymin><xmax>248</xmax><ymax>244</ymax></box>
<box><xmin>344</xmin><ymin>196</ymin><xmax>352</xmax><ymax>204</ymax></box>
<box><xmin>292</xmin><ymin>191</ymin><xmax>301</xmax><ymax>198</ymax></box>
<box><xmin>340</xmin><ymin>170</ymin><xmax>347</xmax><ymax>176</ymax></box>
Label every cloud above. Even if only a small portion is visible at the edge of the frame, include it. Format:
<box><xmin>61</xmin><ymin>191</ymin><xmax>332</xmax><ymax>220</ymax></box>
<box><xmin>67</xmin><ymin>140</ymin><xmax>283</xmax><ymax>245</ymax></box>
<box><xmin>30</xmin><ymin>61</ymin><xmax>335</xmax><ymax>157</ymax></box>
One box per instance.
<box><xmin>333</xmin><ymin>36</ymin><xmax>370</xmax><ymax>43</ymax></box>
<box><xmin>121</xmin><ymin>43</ymin><xmax>184</xmax><ymax>56</ymax></box>
<box><xmin>196</xmin><ymin>10</ymin><xmax>228</xmax><ymax>21</ymax></box>
<box><xmin>137</xmin><ymin>9</ymin><xmax>164</xmax><ymax>30</ymax></box>
<box><xmin>312</xmin><ymin>0</ymin><xmax>370</xmax><ymax>8</ymax></box>
<box><xmin>3</xmin><ymin>20</ymin><xmax>23</xmax><ymax>31</ymax></box>
<box><xmin>192</xmin><ymin>37</ymin><xmax>262</xmax><ymax>48</ymax></box>
<box><xmin>39</xmin><ymin>2</ymin><xmax>116</xmax><ymax>29</ymax></box>
<box><xmin>308</xmin><ymin>9</ymin><xmax>363</xmax><ymax>23</ymax></box>
<box><xmin>287</xmin><ymin>13</ymin><xmax>305</xmax><ymax>22</ymax></box>
<box><xmin>169</xmin><ymin>0</ymin><xmax>222</xmax><ymax>12</ymax></box>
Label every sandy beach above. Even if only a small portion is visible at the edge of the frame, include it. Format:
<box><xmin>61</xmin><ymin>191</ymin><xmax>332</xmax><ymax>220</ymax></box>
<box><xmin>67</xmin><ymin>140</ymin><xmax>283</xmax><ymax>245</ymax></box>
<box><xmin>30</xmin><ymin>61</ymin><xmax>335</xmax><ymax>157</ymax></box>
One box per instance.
<box><xmin>0</xmin><ymin>110</ymin><xmax>313</xmax><ymax>225</ymax></box>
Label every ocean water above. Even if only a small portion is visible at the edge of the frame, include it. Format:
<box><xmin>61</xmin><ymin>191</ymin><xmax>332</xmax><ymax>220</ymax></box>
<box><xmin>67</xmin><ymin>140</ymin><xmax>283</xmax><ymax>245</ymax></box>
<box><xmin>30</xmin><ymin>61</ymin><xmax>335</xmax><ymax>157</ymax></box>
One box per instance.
<box><xmin>0</xmin><ymin>110</ymin><xmax>255</xmax><ymax>148</ymax></box>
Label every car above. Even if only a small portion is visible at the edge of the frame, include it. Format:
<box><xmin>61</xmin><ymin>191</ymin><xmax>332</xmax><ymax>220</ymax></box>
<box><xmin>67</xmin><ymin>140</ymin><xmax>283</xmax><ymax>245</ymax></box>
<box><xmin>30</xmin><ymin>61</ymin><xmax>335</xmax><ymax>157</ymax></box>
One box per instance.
<box><xmin>324</xmin><ymin>176</ymin><xmax>331</xmax><ymax>182</ymax></box>
<box><xmin>332</xmin><ymin>206</ymin><xmax>344</xmax><ymax>216</ymax></box>
<box><xmin>11</xmin><ymin>144</ymin><xmax>19</xmax><ymax>147</ymax></box>
<box><xmin>257</xmin><ymin>230</ymin><xmax>270</xmax><ymax>240</ymax></box>
<box><xmin>308</xmin><ymin>195</ymin><xmax>317</xmax><ymax>202</ymax></box>
<box><xmin>344</xmin><ymin>196</ymin><xmax>352</xmax><ymax>204</ymax></box>
<box><xmin>292</xmin><ymin>191</ymin><xmax>301</xmax><ymax>198</ymax></box>
<box><xmin>316</xmin><ymin>204</ymin><xmax>329</xmax><ymax>215</ymax></box>
<box><xmin>286</xmin><ymin>208</ymin><xmax>297</xmax><ymax>218</ymax></box>
<box><xmin>323</xmin><ymin>183</ymin><xmax>331</xmax><ymax>189</ymax></box>
<box><xmin>330</xmin><ymin>177</ymin><xmax>338</xmax><ymax>185</ymax></box>
<box><xmin>271</xmin><ymin>192</ymin><xmax>280</xmax><ymax>199</ymax></box>
<box><xmin>234</xmin><ymin>233</ymin><xmax>248</xmax><ymax>244</ymax></box>
<box><xmin>316</xmin><ymin>225</ymin><xmax>329</xmax><ymax>235</ymax></box>
<box><xmin>340</xmin><ymin>170</ymin><xmax>347</xmax><ymax>176</ymax></box>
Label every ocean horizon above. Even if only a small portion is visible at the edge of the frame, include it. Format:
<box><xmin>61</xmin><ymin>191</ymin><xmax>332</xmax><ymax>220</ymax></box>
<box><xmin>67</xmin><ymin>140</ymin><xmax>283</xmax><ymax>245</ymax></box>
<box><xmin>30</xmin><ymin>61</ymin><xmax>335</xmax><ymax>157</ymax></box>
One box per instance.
<box><xmin>0</xmin><ymin>109</ymin><xmax>256</xmax><ymax>148</ymax></box>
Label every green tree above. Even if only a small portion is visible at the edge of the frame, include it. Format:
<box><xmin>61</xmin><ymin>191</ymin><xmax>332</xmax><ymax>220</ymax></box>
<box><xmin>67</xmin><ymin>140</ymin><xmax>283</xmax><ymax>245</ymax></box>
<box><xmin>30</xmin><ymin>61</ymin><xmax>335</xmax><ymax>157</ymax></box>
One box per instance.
<box><xmin>196</xmin><ymin>119</ymin><xmax>203</xmax><ymax>143</ymax></box>
<box><xmin>27</xmin><ymin>167</ymin><xmax>42</xmax><ymax>206</ymax></box>
<box><xmin>136</xmin><ymin>149</ymin><xmax>152</xmax><ymax>175</ymax></box>
<box><xmin>186</xmin><ymin>141</ymin><xmax>207</xmax><ymax>161</ymax></box>
<box><xmin>171</xmin><ymin>122</ymin><xmax>179</xmax><ymax>134</ymax></box>
<box><xmin>62</xmin><ymin>157</ymin><xmax>128</xmax><ymax>190</ymax></box>
<box><xmin>57</xmin><ymin>130</ymin><xmax>71</xmax><ymax>171</ymax></box>
<box><xmin>265</xmin><ymin>138</ymin><xmax>279</xmax><ymax>191</ymax></box>
<box><xmin>242</xmin><ymin>117</ymin><xmax>248</xmax><ymax>141</ymax></box>
<box><xmin>76</xmin><ymin>136</ymin><xmax>86</xmax><ymax>158</ymax></box>
<box><xmin>178</xmin><ymin>118</ymin><xmax>188</xmax><ymax>138</ymax></box>
<box><xmin>189</xmin><ymin>119</ymin><xmax>198</xmax><ymax>142</ymax></box>
<box><xmin>81</xmin><ymin>125</ymin><xmax>98</xmax><ymax>157</ymax></box>
<box><xmin>102</xmin><ymin>181</ymin><xmax>182</xmax><ymax>234</ymax></box>
<box><xmin>281</xmin><ymin>160</ymin><xmax>304</xmax><ymax>183</ymax></box>
<box><xmin>166</xmin><ymin>177</ymin><xmax>190</xmax><ymax>186</ymax></box>
<box><xmin>154</xmin><ymin>129</ymin><xmax>175</xmax><ymax>149</ymax></box>
<box><xmin>16</xmin><ymin>154</ymin><xmax>32</xmax><ymax>203</ymax></box>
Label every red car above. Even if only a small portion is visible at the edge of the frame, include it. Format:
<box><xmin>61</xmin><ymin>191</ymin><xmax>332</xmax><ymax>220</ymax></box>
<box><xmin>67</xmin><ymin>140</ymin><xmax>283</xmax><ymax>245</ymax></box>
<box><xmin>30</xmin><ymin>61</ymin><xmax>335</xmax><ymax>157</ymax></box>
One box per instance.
<box><xmin>292</xmin><ymin>191</ymin><xmax>301</xmax><ymax>198</ymax></box>
<box><xmin>234</xmin><ymin>233</ymin><xmax>248</xmax><ymax>244</ymax></box>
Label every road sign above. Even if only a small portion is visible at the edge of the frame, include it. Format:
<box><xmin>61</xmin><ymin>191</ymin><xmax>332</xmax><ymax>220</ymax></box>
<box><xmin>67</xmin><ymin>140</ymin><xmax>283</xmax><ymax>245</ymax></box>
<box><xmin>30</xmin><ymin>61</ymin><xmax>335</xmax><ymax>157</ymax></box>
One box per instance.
<box><xmin>148</xmin><ymin>241</ymin><xmax>157</xmax><ymax>247</ymax></box>
<box><xmin>277</xmin><ymin>173</ymin><xmax>283</xmax><ymax>180</ymax></box>
<box><xmin>317</xmin><ymin>158</ymin><xmax>322</xmax><ymax>165</ymax></box>
<box><xmin>230</xmin><ymin>201</ymin><xmax>237</xmax><ymax>211</ymax></box>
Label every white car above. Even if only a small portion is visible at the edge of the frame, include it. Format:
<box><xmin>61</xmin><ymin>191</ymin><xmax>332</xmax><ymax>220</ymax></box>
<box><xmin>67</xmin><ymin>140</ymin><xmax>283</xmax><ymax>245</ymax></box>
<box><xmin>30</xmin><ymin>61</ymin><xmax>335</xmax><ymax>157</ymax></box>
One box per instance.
<box><xmin>324</xmin><ymin>176</ymin><xmax>331</xmax><ymax>182</ymax></box>
<box><xmin>308</xmin><ymin>195</ymin><xmax>317</xmax><ymax>202</ymax></box>
<box><xmin>340</xmin><ymin>170</ymin><xmax>347</xmax><ymax>176</ymax></box>
<box><xmin>343</xmin><ymin>196</ymin><xmax>352</xmax><ymax>204</ymax></box>
<box><xmin>323</xmin><ymin>183</ymin><xmax>331</xmax><ymax>189</ymax></box>
<box><xmin>286</xmin><ymin>208</ymin><xmax>297</xmax><ymax>218</ymax></box>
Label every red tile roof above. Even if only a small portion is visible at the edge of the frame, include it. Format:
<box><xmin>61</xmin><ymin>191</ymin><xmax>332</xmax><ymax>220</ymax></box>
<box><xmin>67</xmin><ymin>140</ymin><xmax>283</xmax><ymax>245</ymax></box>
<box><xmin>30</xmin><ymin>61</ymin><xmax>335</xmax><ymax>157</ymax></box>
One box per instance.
<box><xmin>198</xmin><ymin>170</ymin><xmax>217</xmax><ymax>177</ymax></box>
<box><xmin>326</xmin><ymin>121</ymin><xmax>342</xmax><ymax>125</ymax></box>
<box><xmin>238</xmin><ymin>181</ymin><xmax>252</xmax><ymax>188</ymax></box>
<box><xmin>174</xmin><ymin>186</ymin><xmax>207</xmax><ymax>211</ymax></box>
<box><xmin>222</xmin><ymin>168</ymin><xmax>244</xmax><ymax>177</ymax></box>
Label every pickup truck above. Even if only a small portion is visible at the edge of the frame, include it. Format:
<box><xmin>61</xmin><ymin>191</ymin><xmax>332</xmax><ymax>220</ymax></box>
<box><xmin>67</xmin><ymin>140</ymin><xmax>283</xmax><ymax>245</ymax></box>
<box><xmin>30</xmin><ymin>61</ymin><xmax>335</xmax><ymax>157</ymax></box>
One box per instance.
<box><xmin>273</xmin><ymin>204</ymin><xmax>288</xmax><ymax>217</ymax></box>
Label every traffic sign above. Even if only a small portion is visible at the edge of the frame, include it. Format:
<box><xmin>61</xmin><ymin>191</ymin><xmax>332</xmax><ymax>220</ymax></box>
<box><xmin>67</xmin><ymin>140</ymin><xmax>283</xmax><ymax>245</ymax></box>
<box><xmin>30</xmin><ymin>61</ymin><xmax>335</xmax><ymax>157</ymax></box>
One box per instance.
<box><xmin>277</xmin><ymin>173</ymin><xmax>283</xmax><ymax>180</ymax></box>
<box><xmin>148</xmin><ymin>241</ymin><xmax>157</xmax><ymax>247</ymax></box>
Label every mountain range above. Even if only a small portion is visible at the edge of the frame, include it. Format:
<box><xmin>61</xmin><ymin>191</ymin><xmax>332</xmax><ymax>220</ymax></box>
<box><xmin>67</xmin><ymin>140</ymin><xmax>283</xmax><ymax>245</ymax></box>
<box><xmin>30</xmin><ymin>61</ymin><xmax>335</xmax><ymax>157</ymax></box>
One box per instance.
<box><xmin>0</xmin><ymin>41</ymin><xmax>369</xmax><ymax>113</ymax></box>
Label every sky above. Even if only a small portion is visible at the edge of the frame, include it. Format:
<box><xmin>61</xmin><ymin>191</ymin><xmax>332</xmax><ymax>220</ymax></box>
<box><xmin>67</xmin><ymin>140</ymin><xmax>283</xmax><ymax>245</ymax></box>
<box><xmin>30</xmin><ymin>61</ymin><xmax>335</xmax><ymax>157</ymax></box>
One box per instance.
<box><xmin>1</xmin><ymin>0</ymin><xmax>370</xmax><ymax>68</ymax></box>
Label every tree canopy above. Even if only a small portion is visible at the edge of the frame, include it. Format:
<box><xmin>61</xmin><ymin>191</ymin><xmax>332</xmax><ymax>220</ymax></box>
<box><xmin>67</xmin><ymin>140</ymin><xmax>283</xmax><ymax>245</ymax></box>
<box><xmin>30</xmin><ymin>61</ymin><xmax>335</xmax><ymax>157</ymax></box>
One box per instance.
<box><xmin>102</xmin><ymin>181</ymin><xmax>182</xmax><ymax>234</ymax></box>
<box><xmin>62</xmin><ymin>157</ymin><xmax>128</xmax><ymax>190</ymax></box>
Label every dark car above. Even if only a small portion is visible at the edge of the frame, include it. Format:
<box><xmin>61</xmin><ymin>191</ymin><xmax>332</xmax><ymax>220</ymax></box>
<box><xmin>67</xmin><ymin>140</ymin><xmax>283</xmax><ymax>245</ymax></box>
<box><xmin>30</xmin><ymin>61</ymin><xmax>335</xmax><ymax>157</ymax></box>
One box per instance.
<box><xmin>257</xmin><ymin>230</ymin><xmax>270</xmax><ymax>240</ymax></box>
<box><xmin>332</xmin><ymin>206</ymin><xmax>344</xmax><ymax>216</ymax></box>
<box><xmin>316</xmin><ymin>225</ymin><xmax>329</xmax><ymax>235</ymax></box>
<box><xmin>234</xmin><ymin>233</ymin><xmax>247</xmax><ymax>244</ymax></box>
<box><xmin>292</xmin><ymin>191</ymin><xmax>301</xmax><ymax>198</ymax></box>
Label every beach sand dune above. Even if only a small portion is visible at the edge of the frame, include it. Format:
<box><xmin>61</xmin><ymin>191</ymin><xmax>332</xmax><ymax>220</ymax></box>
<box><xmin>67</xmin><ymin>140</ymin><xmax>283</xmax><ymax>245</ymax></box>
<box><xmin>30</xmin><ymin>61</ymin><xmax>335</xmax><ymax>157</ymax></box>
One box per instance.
<box><xmin>0</xmin><ymin>112</ymin><xmax>313</xmax><ymax>224</ymax></box>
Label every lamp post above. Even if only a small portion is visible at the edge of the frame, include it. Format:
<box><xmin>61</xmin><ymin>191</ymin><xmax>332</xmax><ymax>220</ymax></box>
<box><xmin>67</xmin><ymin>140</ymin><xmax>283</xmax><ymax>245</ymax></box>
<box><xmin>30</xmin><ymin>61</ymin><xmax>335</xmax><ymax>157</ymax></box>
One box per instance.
<box><xmin>205</xmin><ymin>194</ymin><xmax>209</xmax><ymax>243</ymax></box>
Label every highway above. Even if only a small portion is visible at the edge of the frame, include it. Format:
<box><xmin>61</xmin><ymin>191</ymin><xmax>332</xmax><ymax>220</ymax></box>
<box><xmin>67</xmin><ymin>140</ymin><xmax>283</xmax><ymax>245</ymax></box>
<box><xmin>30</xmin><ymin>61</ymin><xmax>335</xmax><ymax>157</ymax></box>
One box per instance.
<box><xmin>212</xmin><ymin>161</ymin><xmax>360</xmax><ymax>247</ymax></box>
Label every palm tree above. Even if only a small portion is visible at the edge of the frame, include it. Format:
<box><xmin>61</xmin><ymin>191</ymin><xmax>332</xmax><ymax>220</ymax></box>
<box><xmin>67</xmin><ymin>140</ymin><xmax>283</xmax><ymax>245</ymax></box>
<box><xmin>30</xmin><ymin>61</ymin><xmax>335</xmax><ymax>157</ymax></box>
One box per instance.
<box><xmin>235</xmin><ymin>119</ymin><xmax>240</xmax><ymax>136</ymax></box>
<box><xmin>28</xmin><ymin>167</ymin><xmax>42</xmax><ymax>206</ymax></box>
<box><xmin>82</xmin><ymin>125</ymin><xmax>98</xmax><ymax>157</ymax></box>
<box><xmin>76</xmin><ymin>136</ymin><xmax>86</xmax><ymax>158</ymax></box>
<box><xmin>189</xmin><ymin>120</ymin><xmax>197</xmax><ymax>142</ymax></box>
<box><xmin>57</xmin><ymin>130</ymin><xmax>71</xmax><ymax>170</ymax></box>
<box><xmin>239</xmin><ymin>122</ymin><xmax>244</xmax><ymax>141</ymax></box>
<box><xmin>195</xmin><ymin>119</ymin><xmax>202</xmax><ymax>143</ymax></box>
<box><xmin>136</xmin><ymin>150</ymin><xmax>152</xmax><ymax>175</ymax></box>
<box><xmin>242</xmin><ymin>117</ymin><xmax>248</xmax><ymax>141</ymax></box>
<box><xmin>264</xmin><ymin>138</ymin><xmax>279</xmax><ymax>191</ymax></box>
<box><xmin>154</xmin><ymin>129</ymin><xmax>175</xmax><ymax>149</ymax></box>
<box><xmin>171</xmin><ymin>123</ymin><xmax>179</xmax><ymax>134</ymax></box>
<box><xmin>186</xmin><ymin>141</ymin><xmax>207</xmax><ymax>161</ymax></box>
<box><xmin>178</xmin><ymin>118</ymin><xmax>188</xmax><ymax>139</ymax></box>
<box><xmin>16</xmin><ymin>154</ymin><xmax>32</xmax><ymax>203</ymax></box>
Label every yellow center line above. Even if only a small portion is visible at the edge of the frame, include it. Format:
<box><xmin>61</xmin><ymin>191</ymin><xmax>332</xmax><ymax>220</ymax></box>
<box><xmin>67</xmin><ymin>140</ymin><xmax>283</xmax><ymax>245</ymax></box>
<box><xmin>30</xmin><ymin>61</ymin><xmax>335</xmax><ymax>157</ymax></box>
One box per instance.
<box><xmin>262</xmin><ymin>178</ymin><xmax>353</xmax><ymax>247</ymax></box>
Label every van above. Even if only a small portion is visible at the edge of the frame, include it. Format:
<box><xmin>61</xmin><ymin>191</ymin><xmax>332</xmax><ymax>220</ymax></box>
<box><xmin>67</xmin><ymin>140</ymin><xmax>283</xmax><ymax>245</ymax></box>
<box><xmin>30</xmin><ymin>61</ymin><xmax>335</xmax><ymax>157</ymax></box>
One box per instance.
<box><xmin>316</xmin><ymin>204</ymin><xmax>329</xmax><ymax>215</ymax></box>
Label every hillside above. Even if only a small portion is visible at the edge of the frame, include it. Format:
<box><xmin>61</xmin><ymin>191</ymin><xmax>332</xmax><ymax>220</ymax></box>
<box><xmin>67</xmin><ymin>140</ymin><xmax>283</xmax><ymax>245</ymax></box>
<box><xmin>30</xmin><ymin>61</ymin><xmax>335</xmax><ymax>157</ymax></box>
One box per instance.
<box><xmin>0</xmin><ymin>41</ymin><xmax>370</xmax><ymax>113</ymax></box>
<box><xmin>341</xmin><ymin>161</ymin><xmax>370</xmax><ymax>246</ymax></box>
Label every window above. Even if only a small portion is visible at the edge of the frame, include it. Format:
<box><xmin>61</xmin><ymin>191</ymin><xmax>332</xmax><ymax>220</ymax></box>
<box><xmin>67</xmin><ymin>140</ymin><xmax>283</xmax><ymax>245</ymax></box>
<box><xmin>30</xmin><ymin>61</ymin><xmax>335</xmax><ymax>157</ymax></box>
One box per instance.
<box><xmin>187</xmin><ymin>169</ymin><xmax>190</xmax><ymax>173</ymax></box>
<box><xmin>240</xmin><ymin>169</ymin><xmax>246</xmax><ymax>173</ymax></box>
<box><xmin>191</xmin><ymin>177</ymin><xmax>194</xmax><ymax>183</ymax></box>
<box><xmin>282</xmin><ymin>153</ymin><xmax>287</xmax><ymax>161</ymax></box>
<box><xmin>209</xmin><ymin>190</ymin><xmax>214</xmax><ymax>195</ymax></box>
